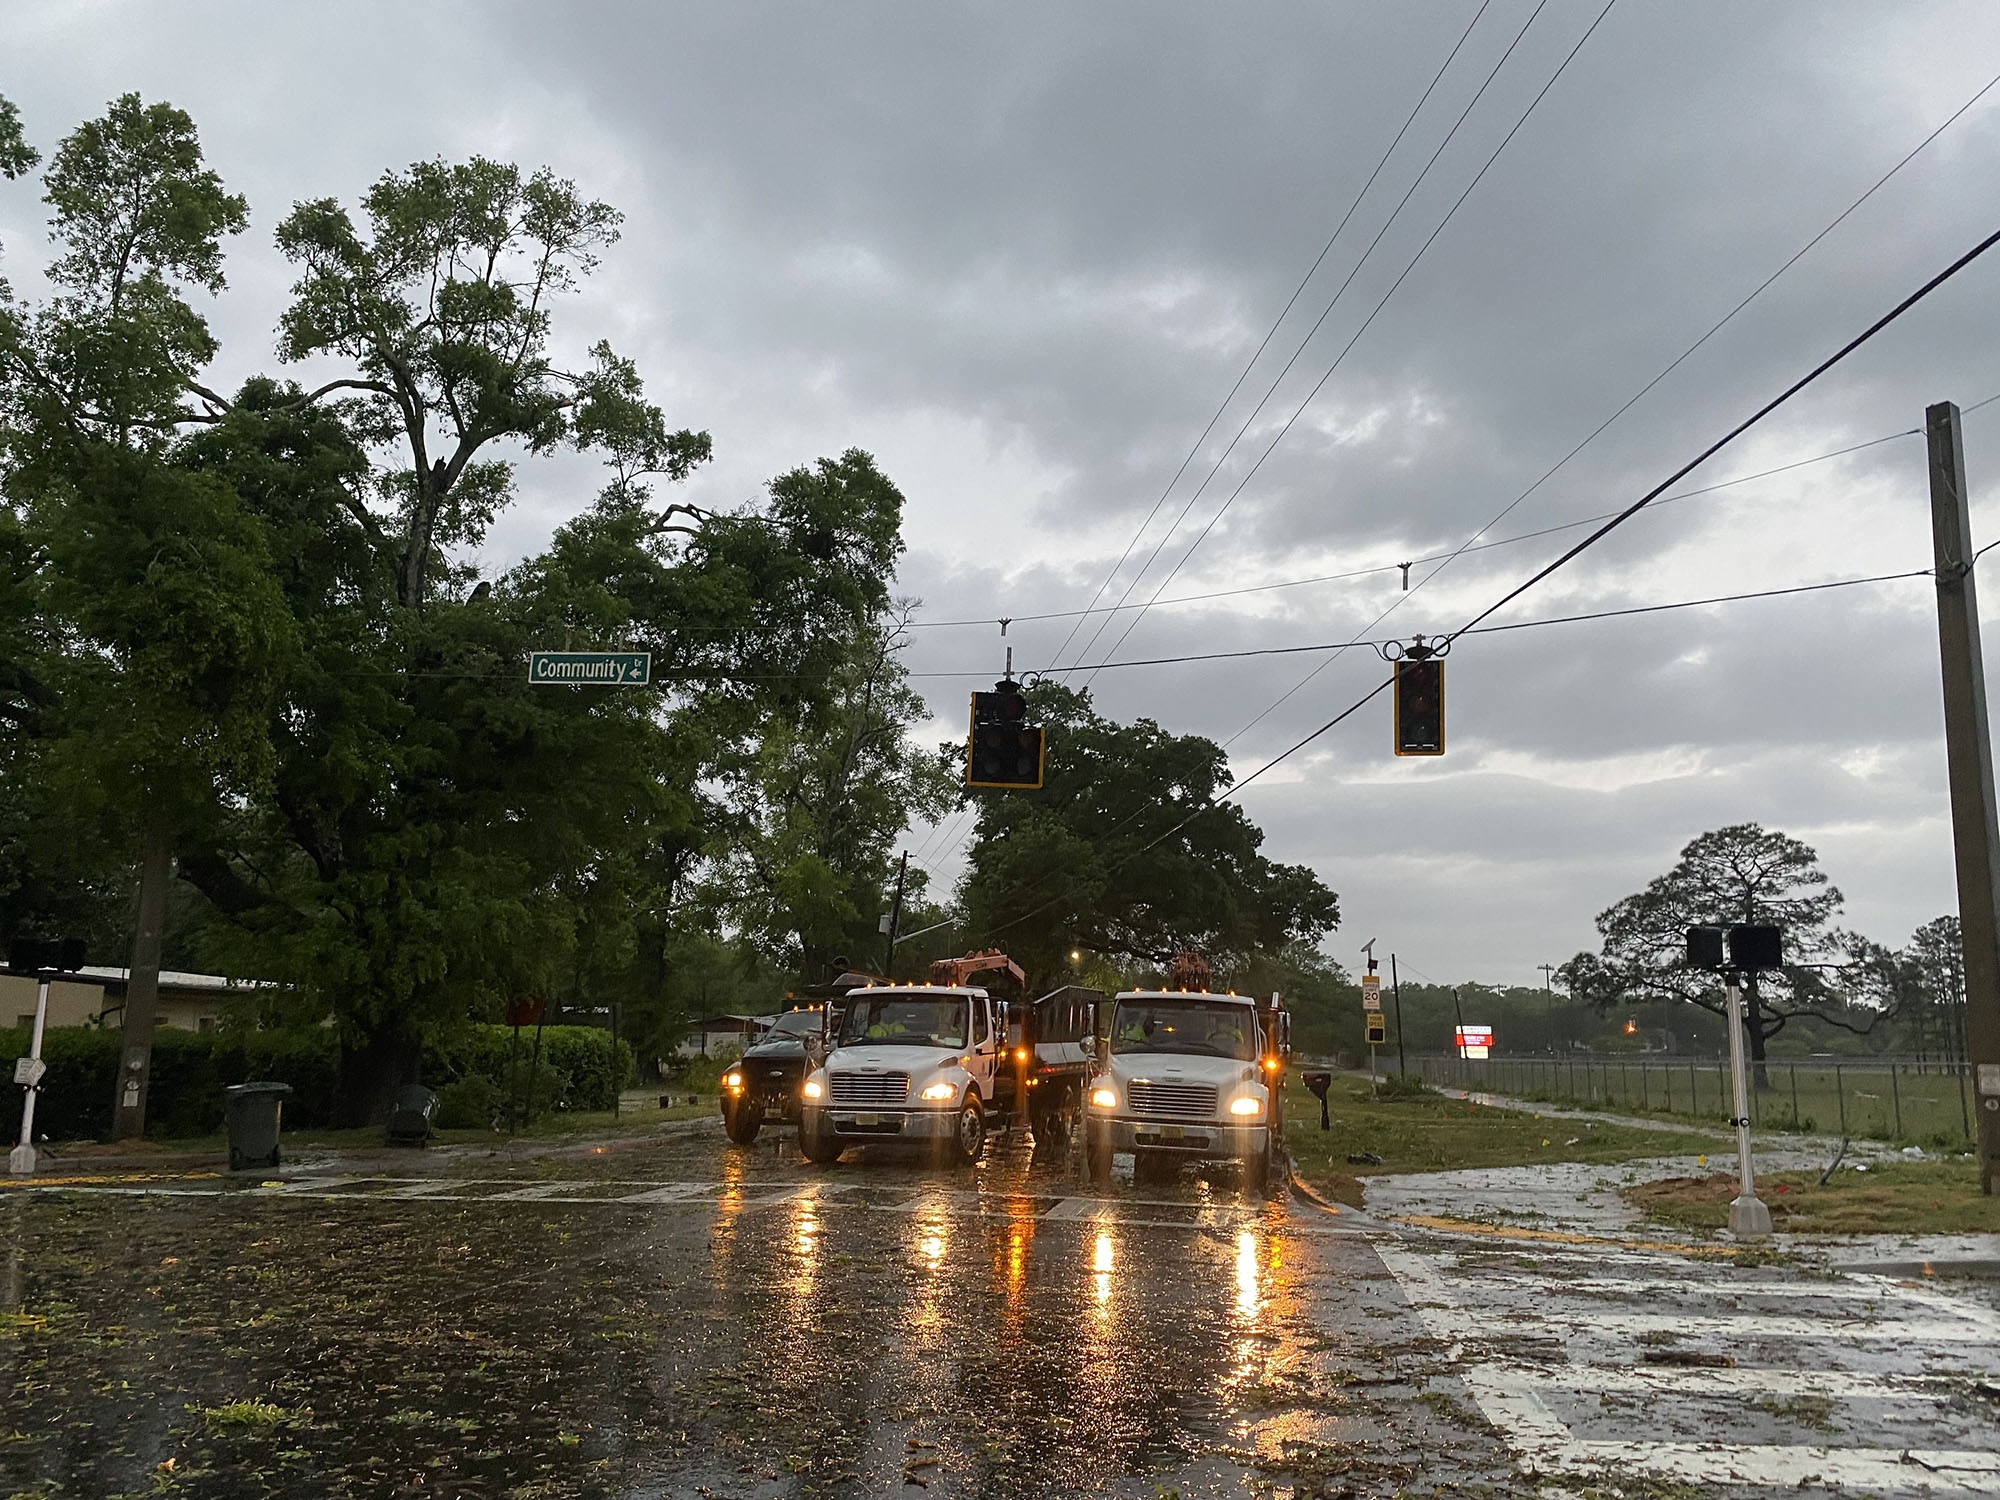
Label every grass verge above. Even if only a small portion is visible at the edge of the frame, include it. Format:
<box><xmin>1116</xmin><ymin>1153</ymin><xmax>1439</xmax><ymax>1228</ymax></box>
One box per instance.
<box><xmin>1622</xmin><ymin>1160</ymin><xmax>2000</xmax><ymax>1235</ymax></box>
<box><xmin>1283</xmin><ymin>1074</ymin><xmax>1722</xmax><ymax>1209</ymax></box>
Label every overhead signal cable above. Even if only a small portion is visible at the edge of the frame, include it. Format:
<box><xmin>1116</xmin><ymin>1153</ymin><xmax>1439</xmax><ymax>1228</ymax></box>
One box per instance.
<box><xmin>1063</xmin><ymin>0</ymin><xmax>1576</xmax><ymax>678</ymax></box>
<box><xmin>1041</xmin><ymin>0</ymin><xmax>1499</xmax><ymax>675</ymax></box>
<box><xmin>1450</xmin><ymin>222</ymin><xmax>2000</xmax><ymax>641</ymax></box>
<box><xmin>963</xmin><ymin>232</ymin><xmax>2000</xmax><ymax>947</ymax></box>
<box><xmin>903</xmin><ymin>418</ymin><xmax>1955</xmax><ymax>630</ymax></box>
<box><xmin>1219</xmin><ymin>66</ymin><xmax>2000</xmax><ymax>748</ymax></box>
<box><xmin>905</xmin><ymin>569</ymin><xmax>1931</xmax><ymax>678</ymax></box>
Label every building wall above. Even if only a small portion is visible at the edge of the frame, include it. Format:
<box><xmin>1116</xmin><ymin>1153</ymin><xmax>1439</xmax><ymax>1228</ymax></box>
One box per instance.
<box><xmin>1</xmin><ymin>975</ymin><xmax>224</xmax><ymax>1033</ymax></box>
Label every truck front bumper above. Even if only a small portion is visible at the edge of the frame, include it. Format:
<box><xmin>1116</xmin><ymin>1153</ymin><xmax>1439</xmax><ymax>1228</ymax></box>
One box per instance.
<box><xmin>1094</xmin><ymin>1116</ymin><xmax>1268</xmax><ymax>1160</ymax></box>
<box><xmin>811</xmin><ymin>1106</ymin><xmax>957</xmax><ymax>1141</ymax></box>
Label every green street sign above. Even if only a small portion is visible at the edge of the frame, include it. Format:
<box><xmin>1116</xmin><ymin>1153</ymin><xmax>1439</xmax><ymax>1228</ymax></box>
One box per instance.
<box><xmin>528</xmin><ymin>651</ymin><xmax>652</xmax><ymax>686</ymax></box>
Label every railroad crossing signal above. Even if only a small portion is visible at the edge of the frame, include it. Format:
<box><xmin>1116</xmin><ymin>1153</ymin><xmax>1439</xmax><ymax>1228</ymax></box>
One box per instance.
<box><xmin>966</xmin><ymin>680</ymin><xmax>1045</xmax><ymax>789</ymax></box>
<box><xmin>1393</xmin><ymin>657</ymin><xmax>1443</xmax><ymax>756</ymax></box>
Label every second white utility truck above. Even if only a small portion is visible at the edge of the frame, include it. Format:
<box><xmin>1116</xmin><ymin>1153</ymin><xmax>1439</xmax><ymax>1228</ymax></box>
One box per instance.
<box><xmin>1084</xmin><ymin>954</ymin><xmax>1287</xmax><ymax>1190</ymax></box>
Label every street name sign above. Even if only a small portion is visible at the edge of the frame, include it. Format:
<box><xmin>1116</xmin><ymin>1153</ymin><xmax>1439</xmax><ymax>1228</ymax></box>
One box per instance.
<box><xmin>528</xmin><ymin>651</ymin><xmax>651</xmax><ymax>687</ymax></box>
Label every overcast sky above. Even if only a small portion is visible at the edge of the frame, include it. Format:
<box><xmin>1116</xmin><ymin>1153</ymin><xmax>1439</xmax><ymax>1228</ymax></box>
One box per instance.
<box><xmin>8</xmin><ymin>1</ymin><xmax>2000</xmax><ymax>991</ymax></box>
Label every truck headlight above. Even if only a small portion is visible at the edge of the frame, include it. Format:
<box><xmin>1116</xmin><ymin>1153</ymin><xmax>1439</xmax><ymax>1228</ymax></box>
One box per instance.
<box><xmin>1089</xmin><ymin>1087</ymin><xmax>1117</xmax><ymax>1109</ymax></box>
<box><xmin>1228</xmin><ymin>1095</ymin><xmax>1264</xmax><ymax>1117</ymax></box>
<box><xmin>803</xmin><ymin>1079</ymin><xmax>823</xmax><ymax>1100</ymax></box>
<box><xmin>920</xmin><ymin>1082</ymin><xmax>956</xmax><ymax>1102</ymax></box>
<box><xmin>722</xmin><ymin>1072</ymin><xmax>743</xmax><ymax>1091</ymax></box>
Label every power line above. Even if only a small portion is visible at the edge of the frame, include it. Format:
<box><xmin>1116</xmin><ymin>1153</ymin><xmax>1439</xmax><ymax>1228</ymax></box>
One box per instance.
<box><xmin>904</xmin><ymin>421</ymin><xmax>1936</xmax><ymax>630</ymax></box>
<box><xmin>1216</xmin><ymin>65</ymin><xmax>2000</xmax><ymax>749</ymax></box>
<box><xmin>1452</xmin><ymin>222</ymin><xmax>2000</xmax><ymax>640</ymax></box>
<box><xmin>1079</xmin><ymin>0</ymin><xmax>1620</xmax><ymax>683</ymax></box>
<box><xmin>1040</xmin><ymin>0</ymin><xmax>1499</xmax><ymax>674</ymax></box>
<box><xmin>1066</xmin><ymin>0</ymin><xmax>1575</xmax><ymax>676</ymax></box>
<box><xmin>906</xmin><ymin>568</ymin><xmax>1930</xmax><ymax>679</ymax></box>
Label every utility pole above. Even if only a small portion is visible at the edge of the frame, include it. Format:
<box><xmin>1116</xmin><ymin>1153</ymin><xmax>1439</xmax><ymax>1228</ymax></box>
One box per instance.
<box><xmin>882</xmin><ymin>850</ymin><xmax>909</xmax><ymax>976</ymax></box>
<box><xmin>9</xmin><ymin>965</ymin><xmax>53</xmax><ymax>1174</ymax></box>
<box><xmin>112</xmin><ymin>821</ymin><xmax>170</xmax><ymax>1140</ymax></box>
<box><xmin>1538</xmin><ymin>962</ymin><xmax>1556</xmax><ymax>994</ymax></box>
<box><xmin>1390</xmin><ymin>952</ymin><xmax>1407</xmax><ymax>1077</ymax></box>
<box><xmin>1926</xmin><ymin>400</ymin><xmax>2000</xmax><ymax>1194</ymax></box>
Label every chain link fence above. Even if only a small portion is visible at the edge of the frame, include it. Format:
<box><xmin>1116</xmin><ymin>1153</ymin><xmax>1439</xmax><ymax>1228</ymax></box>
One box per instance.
<box><xmin>1406</xmin><ymin>1053</ymin><xmax>1976</xmax><ymax>1146</ymax></box>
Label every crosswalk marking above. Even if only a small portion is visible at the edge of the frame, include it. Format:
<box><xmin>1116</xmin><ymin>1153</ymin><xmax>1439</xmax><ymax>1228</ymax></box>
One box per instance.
<box><xmin>1378</xmin><ymin>1243</ymin><xmax>2000</xmax><ymax>1494</ymax></box>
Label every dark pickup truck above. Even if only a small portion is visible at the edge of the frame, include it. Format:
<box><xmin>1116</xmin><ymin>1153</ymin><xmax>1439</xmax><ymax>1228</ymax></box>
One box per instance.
<box><xmin>719</xmin><ymin>1007</ymin><xmax>824</xmax><ymax>1144</ymax></box>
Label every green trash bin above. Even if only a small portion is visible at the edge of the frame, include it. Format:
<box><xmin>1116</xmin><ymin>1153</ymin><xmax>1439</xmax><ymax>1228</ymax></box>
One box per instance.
<box><xmin>225</xmin><ymin>1082</ymin><xmax>294</xmax><ymax>1171</ymax></box>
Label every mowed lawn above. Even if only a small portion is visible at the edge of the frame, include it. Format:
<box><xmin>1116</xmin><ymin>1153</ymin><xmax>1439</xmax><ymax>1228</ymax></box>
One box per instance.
<box><xmin>1282</xmin><ymin>1074</ymin><xmax>1722</xmax><ymax>1208</ymax></box>
<box><xmin>1624</xmin><ymin>1161</ymin><xmax>2000</xmax><ymax>1235</ymax></box>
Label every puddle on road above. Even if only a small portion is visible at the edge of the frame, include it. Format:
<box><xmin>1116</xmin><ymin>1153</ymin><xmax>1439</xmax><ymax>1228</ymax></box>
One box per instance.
<box><xmin>1</xmin><ymin>1144</ymin><xmax>1526</xmax><ymax>1499</ymax></box>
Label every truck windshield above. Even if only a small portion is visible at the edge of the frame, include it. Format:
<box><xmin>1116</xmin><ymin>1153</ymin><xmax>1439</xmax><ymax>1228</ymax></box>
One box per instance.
<box><xmin>1110</xmin><ymin>998</ymin><xmax>1256</xmax><ymax>1060</ymax></box>
<box><xmin>838</xmin><ymin>995</ymin><xmax>968</xmax><ymax>1048</ymax></box>
<box><xmin>763</xmin><ymin>1010</ymin><xmax>819</xmax><ymax>1040</ymax></box>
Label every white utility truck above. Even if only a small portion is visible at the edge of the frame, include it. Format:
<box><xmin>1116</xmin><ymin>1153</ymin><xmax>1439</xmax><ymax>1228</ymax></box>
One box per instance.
<box><xmin>1083</xmin><ymin>953</ymin><xmax>1287</xmax><ymax>1190</ymax></box>
<box><xmin>797</xmin><ymin>950</ymin><xmax>1099</xmax><ymax>1165</ymax></box>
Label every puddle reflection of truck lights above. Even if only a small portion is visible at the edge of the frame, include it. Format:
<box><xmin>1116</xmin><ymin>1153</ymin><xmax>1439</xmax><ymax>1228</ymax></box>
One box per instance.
<box><xmin>1093</xmin><ymin>1232</ymin><xmax>1114</xmax><ymax>1305</ymax></box>
<box><xmin>1235</xmin><ymin>1230</ymin><xmax>1260</xmax><ymax>1318</ymax></box>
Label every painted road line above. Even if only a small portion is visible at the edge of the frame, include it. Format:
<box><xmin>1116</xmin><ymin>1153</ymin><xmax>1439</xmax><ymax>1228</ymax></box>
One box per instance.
<box><xmin>488</xmin><ymin>1182</ymin><xmax>588</xmax><ymax>1201</ymax></box>
<box><xmin>1527</xmin><ymin>1309</ymin><xmax>1994</xmax><ymax>1344</ymax></box>
<box><xmin>383</xmin><ymin>1180</ymin><xmax>473</xmax><ymax>1198</ymax></box>
<box><xmin>1519</xmin><ymin>1364</ymin><xmax>1970</xmax><ymax>1400</ymax></box>
<box><xmin>1040</xmin><ymin>1197</ymin><xmax>1107</xmax><ymax>1222</ymax></box>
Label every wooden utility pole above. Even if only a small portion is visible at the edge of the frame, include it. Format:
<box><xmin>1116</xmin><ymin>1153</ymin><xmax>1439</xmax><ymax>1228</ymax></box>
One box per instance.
<box><xmin>882</xmin><ymin>851</ymin><xmax>909</xmax><ymax>976</ymax></box>
<box><xmin>111</xmin><ymin>821</ymin><xmax>171</xmax><ymax>1139</ymax></box>
<box><xmin>1926</xmin><ymin>400</ymin><xmax>2000</xmax><ymax>1194</ymax></box>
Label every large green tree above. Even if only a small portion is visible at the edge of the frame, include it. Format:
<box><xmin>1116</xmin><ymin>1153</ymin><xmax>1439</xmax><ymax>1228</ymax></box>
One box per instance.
<box><xmin>705</xmin><ymin>593</ymin><xmax>955</xmax><ymax>983</ymax></box>
<box><xmin>952</xmin><ymin>682</ymin><xmax>1340</xmax><ymax>991</ymax></box>
<box><xmin>1558</xmin><ymin>823</ymin><xmax>1892</xmax><ymax>1085</ymax></box>
<box><xmin>0</xmin><ymin>94</ymin><xmax>291</xmax><ymax>1132</ymax></box>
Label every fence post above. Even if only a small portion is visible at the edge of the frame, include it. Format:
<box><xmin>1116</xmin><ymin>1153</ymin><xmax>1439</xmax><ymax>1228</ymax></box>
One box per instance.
<box><xmin>1962</xmin><ymin>1061</ymin><xmax>1974</xmax><ymax>1141</ymax></box>
<box><xmin>1717</xmin><ymin>1058</ymin><xmax>1728</xmax><ymax>1122</ymax></box>
<box><xmin>1641</xmin><ymin>1061</ymin><xmax>1650</xmax><ymax>1111</ymax></box>
<box><xmin>1791</xmin><ymin>1065</ymin><xmax>1800</xmax><ymax>1131</ymax></box>
<box><xmin>1891</xmin><ymin>1062</ymin><xmax>1903</xmax><ymax>1139</ymax></box>
<box><xmin>1664</xmin><ymin>1061</ymin><xmax>1673</xmax><ymax>1113</ymax></box>
<box><xmin>1837</xmin><ymin>1063</ymin><xmax>1847</xmax><ymax>1137</ymax></box>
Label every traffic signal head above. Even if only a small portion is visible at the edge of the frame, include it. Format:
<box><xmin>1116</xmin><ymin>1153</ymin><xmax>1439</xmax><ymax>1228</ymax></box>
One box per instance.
<box><xmin>1393</xmin><ymin>658</ymin><xmax>1443</xmax><ymax>756</ymax></box>
<box><xmin>967</xmin><ymin>684</ymin><xmax>1045</xmax><ymax>788</ymax></box>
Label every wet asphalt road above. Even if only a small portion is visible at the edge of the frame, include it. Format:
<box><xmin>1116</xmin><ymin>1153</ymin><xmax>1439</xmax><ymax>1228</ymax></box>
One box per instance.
<box><xmin>6</xmin><ymin>1120</ymin><xmax>2000</xmax><ymax>1498</ymax></box>
<box><xmin>0</xmin><ymin>1122</ymin><xmax>1515</xmax><ymax>1499</ymax></box>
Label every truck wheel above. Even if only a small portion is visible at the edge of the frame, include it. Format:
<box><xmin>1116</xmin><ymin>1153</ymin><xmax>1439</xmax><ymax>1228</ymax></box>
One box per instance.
<box><xmin>952</xmin><ymin>1096</ymin><xmax>987</xmax><ymax>1165</ymax></box>
<box><xmin>1248</xmin><ymin>1141</ymin><xmax>1274</xmax><ymax>1197</ymax></box>
<box><xmin>800</xmin><ymin>1111</ymin><xmax>843</xmax><ymax>1165</ymax></box>
<box><xmin>723</xmin><ymin>1098</ymin><xmax>761</xmax><ymax>1145</ymax></box>
<box><xmin>1085</xmin><ymin>1125</ymin><xmax>1112</xmax><ymax>1182</ymax></box>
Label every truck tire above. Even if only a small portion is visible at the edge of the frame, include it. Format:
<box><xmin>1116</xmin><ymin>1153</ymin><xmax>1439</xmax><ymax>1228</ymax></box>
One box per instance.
<box><xmin>951</xmin><ymin>1095</ymin><xmax>987</xmax><ymax>1165</ymax></box>
<box><xmin>799</xmin><ymin>1111</ymin><xmax>843</xmax><ymax>1164</ymax></box>
<box><xmin>1247</xmin><ymin>1140</ymin><xmax>1273</xmax><ymax>1197</ymax></box>
<box><xmin>1085</xmin><ymin>1123</ymin><xmax>1112</xmax><ymax>1182</ymax></box>
<box><xmin>723</xmin><ymin>1097</ymin><xmax>761</xmax><ymax>1145</ymax></box>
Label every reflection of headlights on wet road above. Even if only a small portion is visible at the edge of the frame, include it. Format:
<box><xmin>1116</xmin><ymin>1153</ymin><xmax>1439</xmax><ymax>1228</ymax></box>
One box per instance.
<box><xmin>722</xmin><ymin>1072</ymin><xmax>743</xmax><ymax>1091</ymax></box>
<box><xmin>1228</xmin><ymin>1095</ymin><xmax>1263</xmax><ymax>1117</ymax></box>
<box><xmin>920</xmin><ymin>1081</ymin><xmax>956</xmax><ymax>1101</ymax></box>
<box><xmin>803</xmin><ymin>1079</ymin><xmax>823</xmax><ymax>1099</ymax></box>
<box><xmin>1089</xmin><ymin>1087</ymin><xmax>1117</xmax><ymax>1109</ymax></box>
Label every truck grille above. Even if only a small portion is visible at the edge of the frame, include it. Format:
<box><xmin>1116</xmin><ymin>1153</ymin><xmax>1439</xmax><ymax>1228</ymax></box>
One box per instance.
<box><xmin>830</xmin><ymin>1072</ymin><xmax>910</xmax><ymax>1106</ymax></box>
<box><xmin>1128</xmin><ymin>1080</ymin><xmax>1218</xmax><ymax>1119</ymax></box>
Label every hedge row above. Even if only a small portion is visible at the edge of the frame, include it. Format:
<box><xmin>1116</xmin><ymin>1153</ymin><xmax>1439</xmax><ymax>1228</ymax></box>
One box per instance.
<box><xmin>0</xmin><ymin>1024</ymin><xmax>636</xmax><ymax>1141</ymax></box>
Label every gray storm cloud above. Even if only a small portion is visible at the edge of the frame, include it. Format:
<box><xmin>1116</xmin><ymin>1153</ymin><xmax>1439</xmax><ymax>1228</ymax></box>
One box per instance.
<box><xmin>6</xmin><ymin>0</ymin><xmax>2000</xmax><ymax>980</ymax></box>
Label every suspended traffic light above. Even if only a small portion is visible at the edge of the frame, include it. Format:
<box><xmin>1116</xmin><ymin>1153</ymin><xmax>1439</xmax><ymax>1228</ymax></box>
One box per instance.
<box><xmin>1393</xmin><ymin>656</ymin><xmax>1443</xmax><ymax>756</ymax></box>
<box><xmin>966</xmin><ymin>680</ymin><xmax>1045</xmax><ymax>788</ymax></box>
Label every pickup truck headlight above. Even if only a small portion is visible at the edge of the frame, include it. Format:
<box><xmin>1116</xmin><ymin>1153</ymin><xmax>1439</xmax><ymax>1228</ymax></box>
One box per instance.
<box><xmin>803</xmin><ymin>1079</ymin><xmax>824</xmax><ymax>1100</ymax></box>
<box><xmin>722</xmin><ymin>1072</ymin><xmax>743</xmax><ymax>1091</ymax></box>
<box><xmin>920</xmin><ymin>1081</ymin><xmax>957</xmax><ymax>1102</ymax></box>
<box><xmin>1228</xmin><ymin>1095</ymin><xmax>1264</xmax><ymax>1117</ymax></box>
<box><xmin>1089</xmin><ymin>1086</ymin><xmax>1117</xmax><ymax>1109</ymax></box>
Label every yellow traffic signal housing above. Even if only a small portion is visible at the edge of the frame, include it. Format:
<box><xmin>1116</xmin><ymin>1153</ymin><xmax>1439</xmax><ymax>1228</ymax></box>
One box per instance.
<box><xmin>966</xmin><ymin>684</ymin><xmax>1045</xmax><ymax>788</ymax></box>
<box><xmin>1393</xmin><ymin>658</ymin><xmax>1443</xmax><ymax>756</ymax></box>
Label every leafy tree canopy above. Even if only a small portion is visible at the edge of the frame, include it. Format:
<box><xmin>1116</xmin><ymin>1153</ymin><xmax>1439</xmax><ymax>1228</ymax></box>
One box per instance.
<box><xmin>953</xmin><ymin>681</ymin><xmax>1339</xmax><ymax>991</ymax></box>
